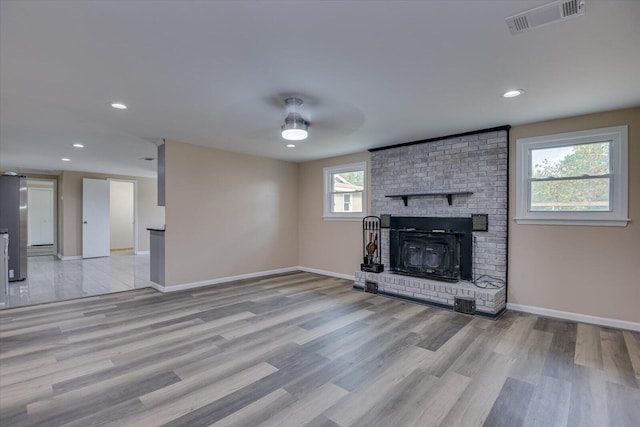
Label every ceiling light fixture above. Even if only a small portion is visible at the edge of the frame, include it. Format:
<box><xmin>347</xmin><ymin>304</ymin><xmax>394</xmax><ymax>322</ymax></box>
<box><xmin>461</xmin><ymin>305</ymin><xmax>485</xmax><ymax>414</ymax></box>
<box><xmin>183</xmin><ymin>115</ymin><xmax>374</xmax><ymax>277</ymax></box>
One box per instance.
<box><xmin>111</xmin><ymin>102</ymin><xmax>127</xmax><ymax>110</ymax></box>
<box><xmin>61</xmin><ymin>158</ymin><xmax>71</xmax><ymax>161</ymax></box>
<box><xmin>503</xmin><ymin>89</ymin><xmax>524</xmax><ymax>98</ymax></box>
<box><xmin>286</xmin><ymin>144</ymin><xmax>296</xmax><ymax>148</ymax></box>
<box><xmin>72</xmin><ymin>143</ymin><xmax>84</xmax><ymax>148</ymax></box>
<box><xmin>281</xmin><ymin>98</ymin><xmax>308</xmax><ymax>141</ymax></box>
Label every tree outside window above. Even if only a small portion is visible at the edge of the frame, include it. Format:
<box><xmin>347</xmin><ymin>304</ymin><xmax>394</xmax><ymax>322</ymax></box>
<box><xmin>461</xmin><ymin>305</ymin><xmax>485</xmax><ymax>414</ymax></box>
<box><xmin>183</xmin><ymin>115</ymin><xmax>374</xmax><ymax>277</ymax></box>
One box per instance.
<box><xmin>530</xmin><ymin>141</ymin><xmax>611</xmax><ymax>211</ymax></box>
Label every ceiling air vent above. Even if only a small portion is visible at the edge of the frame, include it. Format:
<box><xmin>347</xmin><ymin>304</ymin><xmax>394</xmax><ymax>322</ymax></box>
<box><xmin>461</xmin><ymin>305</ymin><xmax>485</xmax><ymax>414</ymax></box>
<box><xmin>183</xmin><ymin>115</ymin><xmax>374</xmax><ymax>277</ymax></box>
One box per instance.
<box><xmin>506</xmin><ymin>0</ymin><xmax>585</xmax><ymax>35</ymax></box>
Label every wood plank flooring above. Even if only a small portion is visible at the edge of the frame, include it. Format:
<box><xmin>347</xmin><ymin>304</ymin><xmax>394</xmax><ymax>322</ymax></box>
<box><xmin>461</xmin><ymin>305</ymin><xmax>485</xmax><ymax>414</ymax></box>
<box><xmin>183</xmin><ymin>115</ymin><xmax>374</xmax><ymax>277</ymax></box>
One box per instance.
<box><xmin>1</xmin><ymin>271</ymin><xmax>638</xmax><ymax>426</ymax></box>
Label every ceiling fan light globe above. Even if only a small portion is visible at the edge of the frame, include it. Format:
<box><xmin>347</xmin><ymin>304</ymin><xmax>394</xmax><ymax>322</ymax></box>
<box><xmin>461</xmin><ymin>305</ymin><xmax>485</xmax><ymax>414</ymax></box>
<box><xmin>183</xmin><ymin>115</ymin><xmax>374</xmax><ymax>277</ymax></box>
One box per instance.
<box><xmin>282</xmin><ymin>128</ymin><xmax>308</xmax><ymax>141</ymax></box>
<box><xmin>281</xmin><ymin>118</ymin><xmax>308</xmax><ymax>140</ymax></box>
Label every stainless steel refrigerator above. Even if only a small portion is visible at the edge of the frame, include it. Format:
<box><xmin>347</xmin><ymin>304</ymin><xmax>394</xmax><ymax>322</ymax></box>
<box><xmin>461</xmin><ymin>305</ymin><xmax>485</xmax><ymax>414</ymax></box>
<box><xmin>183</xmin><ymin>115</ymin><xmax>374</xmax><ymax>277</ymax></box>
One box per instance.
<box><xmin>0</xmin><ymin>231</ymin><xmax>8</xmax><ymax>306</ymax></box>
<box><xmin>0</xmin><ymin>174</ymin><xmax>27</xmax><ymax>281</ymax></box>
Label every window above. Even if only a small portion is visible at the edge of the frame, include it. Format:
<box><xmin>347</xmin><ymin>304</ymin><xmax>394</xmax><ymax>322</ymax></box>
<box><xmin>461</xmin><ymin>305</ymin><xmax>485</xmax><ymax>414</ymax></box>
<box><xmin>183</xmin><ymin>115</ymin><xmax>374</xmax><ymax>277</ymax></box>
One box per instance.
<box><xmin>323</xmin><ymin>162</ymin><xmax>366</xmax><ymax>220</ymax></box>
<box><xmin>343</xmin><ymin>193</ymin><xmax>352</xmax><ymax>212</ymax></box>
<box><xmin>515</xmin><ymin>125</ymin><xmax>628</xmax><ymax>226</ymax></box>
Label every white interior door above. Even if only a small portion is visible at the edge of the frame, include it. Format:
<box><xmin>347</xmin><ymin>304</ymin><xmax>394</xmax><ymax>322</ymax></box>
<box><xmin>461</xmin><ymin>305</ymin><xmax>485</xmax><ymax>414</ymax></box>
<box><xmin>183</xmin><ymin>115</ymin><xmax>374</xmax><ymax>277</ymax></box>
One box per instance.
<box><xmin>82</xmin><ymin>178</ymin><xmax>110</xmax><ymax>258</ymax></box>
<box><xmin>27</xmin><ymin>188</ymin><xmax>54</xmax><ymax>246</ymax></box>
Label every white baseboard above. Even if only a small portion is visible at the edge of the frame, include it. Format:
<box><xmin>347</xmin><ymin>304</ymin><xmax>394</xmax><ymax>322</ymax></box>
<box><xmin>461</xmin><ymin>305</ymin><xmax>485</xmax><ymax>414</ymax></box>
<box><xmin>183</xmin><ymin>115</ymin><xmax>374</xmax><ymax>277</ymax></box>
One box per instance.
<box><xmin>296</xmin><ymin>266</ymin><xmax>355</xmax><ymax>281</ymax></box>
<box><xmin>58</xmin><ymin>253</ymin><xmax>150</xmax><ymax>259</ymax></box>
<box><xmin>57</xmin><ymin>254</ymin><xmax>82</xmax><ymax>261</ymax></box>
<box><xmin>150</xmin><ymin>267</ymin><xmax>300</xmax><ymax>293</ymax></box>
<box><xmin>147</xmin><ymin>282</ymin><xmax>166</xmax><ymax>293</ymax></box>
<box><xmin>147</xmin><ymin>266</ymin><xmax>356</xmax><ymax>293</ymax></box>
<box><xmin>507</xmin><ymin>303</ymin><xmax>640</xmax><ymax>332</ymax></box>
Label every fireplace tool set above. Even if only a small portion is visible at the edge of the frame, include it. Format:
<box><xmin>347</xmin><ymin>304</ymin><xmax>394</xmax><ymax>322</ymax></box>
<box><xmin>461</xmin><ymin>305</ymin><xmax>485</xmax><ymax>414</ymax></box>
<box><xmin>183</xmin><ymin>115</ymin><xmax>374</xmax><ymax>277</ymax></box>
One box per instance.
<box><xmin>361</xmin><ymin>216</ymin><xmax>384</xmax><ymax>273</ymax></box>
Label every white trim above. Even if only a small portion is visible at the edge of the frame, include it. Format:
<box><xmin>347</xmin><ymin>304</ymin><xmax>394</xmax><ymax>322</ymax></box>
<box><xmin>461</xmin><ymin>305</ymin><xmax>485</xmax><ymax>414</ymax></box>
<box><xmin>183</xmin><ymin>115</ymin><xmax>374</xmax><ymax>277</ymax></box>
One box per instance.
<box><xmin>58</xmin><ymin>254</ymin><xmax>82</xmax><ymax>261</ymax></box>
<box><xmin>59</xmin><ymin>253</ymin><xmax>150</xmax><ymax>260</ymax></box>
<box><xmin>147</xmin><ymin>266</ymin><xmax>355</xmax><ymax>293</ymax></box>
<box><xmin>297</xmin><ymin>266</ymin><xmax>355</xmax><ymax>281</ymax></box>
<box><xmin>149</xmin><ymin>267</ymin><xmax>300</xmax><ymax>293</ymax></box>
<box><xmin>321</xmin><ymin>217</ymin><xmax>364</xmax><ymax>222</ymax></box>
<box><xmin>507</xmin><ymin>303</ymin><xmax>640</xmax><ymax>332</ymax></box>
<box><xmin>147</xmin><ymin>282</ymin><xmax>166</xmax><ymax>293</ymax></box>
<box><xmin>513</xmin><ymin>218</ymin><xmax>631</xmax><ymax>227</ymax></box>
<box><xmin>515</xmin><ymin>125</ymin><xmax>629</xmax><ymax>226</ymax></box>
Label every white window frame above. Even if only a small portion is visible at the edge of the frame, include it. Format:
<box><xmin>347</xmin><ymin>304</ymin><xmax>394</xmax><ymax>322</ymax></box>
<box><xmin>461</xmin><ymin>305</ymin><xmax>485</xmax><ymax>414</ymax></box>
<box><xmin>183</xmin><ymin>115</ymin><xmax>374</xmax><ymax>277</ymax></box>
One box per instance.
<box><xmin>515</xmin><ymin>125</ymin><xmax>629</xmax><ymax>226</ymax></box>
<box><xmin>323</xmin><ymin>161</ymin><xmax>367</xmax><ymax>220</ymax></box>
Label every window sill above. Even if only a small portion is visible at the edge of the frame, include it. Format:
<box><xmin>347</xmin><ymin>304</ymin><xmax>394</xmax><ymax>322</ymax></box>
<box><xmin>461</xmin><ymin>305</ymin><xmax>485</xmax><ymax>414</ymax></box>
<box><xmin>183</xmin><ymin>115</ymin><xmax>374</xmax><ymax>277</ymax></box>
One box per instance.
<box><xmin>514</xmin><ymin>217</ymin><xmax>630</xmax><ymax>227</ymax></box>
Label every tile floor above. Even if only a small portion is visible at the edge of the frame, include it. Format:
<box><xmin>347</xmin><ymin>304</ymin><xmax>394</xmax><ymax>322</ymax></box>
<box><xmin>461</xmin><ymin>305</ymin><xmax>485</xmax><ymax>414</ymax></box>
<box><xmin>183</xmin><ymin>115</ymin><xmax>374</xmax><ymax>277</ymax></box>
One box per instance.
<box><xmin>3</xmin><ymin>254</ymin><xmax>153</xmax><ymax>308</ymax></box>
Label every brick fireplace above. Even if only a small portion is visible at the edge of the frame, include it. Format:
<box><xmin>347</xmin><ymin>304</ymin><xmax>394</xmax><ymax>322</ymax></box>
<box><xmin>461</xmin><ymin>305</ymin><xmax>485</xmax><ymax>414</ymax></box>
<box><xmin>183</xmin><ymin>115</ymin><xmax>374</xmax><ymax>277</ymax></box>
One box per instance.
<box><xmin>354</xmin><ymin>127</ymin><xmax>509</xmax><ymax>318</ymax></box>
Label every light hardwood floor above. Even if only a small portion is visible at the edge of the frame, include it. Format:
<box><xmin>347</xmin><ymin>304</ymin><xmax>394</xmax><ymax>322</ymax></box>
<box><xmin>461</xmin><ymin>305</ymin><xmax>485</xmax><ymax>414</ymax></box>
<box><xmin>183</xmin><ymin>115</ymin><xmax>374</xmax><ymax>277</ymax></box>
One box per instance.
<box><xmin>1</xmin><ymin>271</ymin><xmax>638</xmax><ymax>426</ymax></box>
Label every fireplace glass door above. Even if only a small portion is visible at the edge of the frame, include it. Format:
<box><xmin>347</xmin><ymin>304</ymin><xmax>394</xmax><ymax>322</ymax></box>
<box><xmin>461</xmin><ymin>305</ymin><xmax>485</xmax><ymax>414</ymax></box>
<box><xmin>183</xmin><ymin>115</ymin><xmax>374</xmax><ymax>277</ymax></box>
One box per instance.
<box><xmin>394</xmin><ymin>231</ymin><xmax>461</xmax><ymax>281</ymax></box>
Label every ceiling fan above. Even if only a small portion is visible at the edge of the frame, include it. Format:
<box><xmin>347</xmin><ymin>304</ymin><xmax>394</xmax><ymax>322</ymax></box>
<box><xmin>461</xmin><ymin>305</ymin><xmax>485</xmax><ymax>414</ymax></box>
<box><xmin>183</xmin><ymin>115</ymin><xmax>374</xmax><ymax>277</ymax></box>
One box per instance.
<box><xmin>261</xmin><ymin>93</ymin><xmax>366</xmax><ymax>146</ymax></box>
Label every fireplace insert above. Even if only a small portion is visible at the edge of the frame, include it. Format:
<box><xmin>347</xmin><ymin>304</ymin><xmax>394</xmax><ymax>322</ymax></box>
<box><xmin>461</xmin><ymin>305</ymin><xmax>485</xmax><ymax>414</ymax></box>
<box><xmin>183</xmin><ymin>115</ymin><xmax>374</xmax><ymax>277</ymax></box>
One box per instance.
<box><xmin>389</xmin><ymin>216</ymin><xmax>473</xmax><ymax>281</ymax></box>
<box><xmin>398</xmin><ymin>231</ymin><xmax>460</xmax><ymax>281</ymax></box>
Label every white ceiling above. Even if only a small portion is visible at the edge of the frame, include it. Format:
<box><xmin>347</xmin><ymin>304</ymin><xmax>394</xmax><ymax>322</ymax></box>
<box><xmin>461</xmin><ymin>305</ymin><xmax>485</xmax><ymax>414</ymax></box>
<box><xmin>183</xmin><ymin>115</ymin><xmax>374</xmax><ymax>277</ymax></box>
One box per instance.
<box><xmin>1</xmin><ymin>0</ymin><xmax>639</xmax><ymax>178</ymax></box>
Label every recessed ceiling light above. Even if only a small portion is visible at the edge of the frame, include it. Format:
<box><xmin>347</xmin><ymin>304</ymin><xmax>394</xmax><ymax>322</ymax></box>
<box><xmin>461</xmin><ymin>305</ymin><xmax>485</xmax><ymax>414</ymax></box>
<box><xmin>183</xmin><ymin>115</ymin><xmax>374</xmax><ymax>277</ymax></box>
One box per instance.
<box><xmin>111</xmin><ymin>102</ymin><xmax>127</xmax><ymax>109</ymax></box>
<box><xmin>286</xmin><ymin>144</ymin><xmax>296</xmax><ymax>148</ymax></box>
<box><xmin>72</xmin><ymin>143</ymin><xmax>84</xmax><ymax>148</ymax></box>
<box><xmin>61</xmin><ymin>158</ymin><xmax>71</xmax><ymax>162</ymax></box>
<box><xmin>503</xmin><ymin>89</ymin><xmax>524</xmax><ymax>98</ymax></box>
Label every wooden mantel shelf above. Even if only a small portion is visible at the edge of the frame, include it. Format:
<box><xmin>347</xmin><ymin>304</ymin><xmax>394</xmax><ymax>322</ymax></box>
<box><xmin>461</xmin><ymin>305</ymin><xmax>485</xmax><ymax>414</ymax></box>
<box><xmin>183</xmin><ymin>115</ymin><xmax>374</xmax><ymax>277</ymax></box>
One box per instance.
<box><xmin>385</xmin><ymin>191</ymin><xmax>473</xmax><ymax>207</ymax></box>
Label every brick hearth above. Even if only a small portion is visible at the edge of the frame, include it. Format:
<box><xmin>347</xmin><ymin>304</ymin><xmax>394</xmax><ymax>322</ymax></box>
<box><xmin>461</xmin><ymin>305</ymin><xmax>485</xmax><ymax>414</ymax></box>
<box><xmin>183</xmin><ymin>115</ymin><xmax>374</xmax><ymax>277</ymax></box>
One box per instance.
<box><xmin>354</xmin><ymin>271</ymin><xmax>506</xmax><ymax>317</ymax></box>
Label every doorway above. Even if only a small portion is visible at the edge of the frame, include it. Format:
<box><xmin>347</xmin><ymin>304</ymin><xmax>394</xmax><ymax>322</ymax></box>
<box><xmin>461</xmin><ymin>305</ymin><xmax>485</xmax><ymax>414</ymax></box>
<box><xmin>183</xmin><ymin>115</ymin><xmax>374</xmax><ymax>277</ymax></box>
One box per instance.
<box><xmin>82</xmin><ymin>178</ymin><xmax>137</xmax><ymax>259</ymax></box>
<box><xmin>26</xmin><ymin>179</ymin><xmax>56</xmax><ymax>257</ymax></box>
<box><xmin>109</xmin><ymin>180</ymin><xmax>135</xmax><ymax>255</ymax></box>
